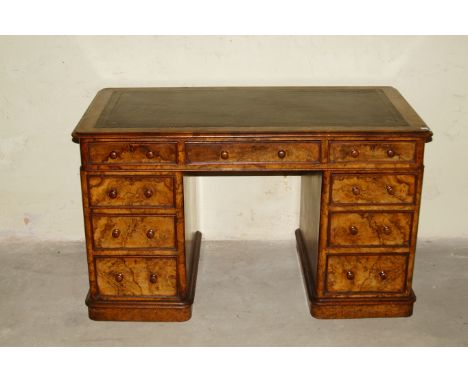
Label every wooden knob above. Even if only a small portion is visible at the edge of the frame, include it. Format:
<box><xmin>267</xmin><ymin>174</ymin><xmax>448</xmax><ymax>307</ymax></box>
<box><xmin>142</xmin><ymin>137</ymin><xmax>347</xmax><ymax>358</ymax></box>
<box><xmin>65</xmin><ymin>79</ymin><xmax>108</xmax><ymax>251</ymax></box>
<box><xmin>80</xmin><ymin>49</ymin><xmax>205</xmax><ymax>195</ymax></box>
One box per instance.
<box><xmin>349</xmin><ymin>226</ymin><xmax>358</xmax><ymax>235</ymax></box>
<box><xmin>146</xmin><ymin>151</ymin><xmax>155</xmax><ymax>159</ymax></box>
<box><xmin>387</xmin><ymin>149</ymin><xmax>395</xmax><ymax>158</ymax></box>
<box><xmin>112</xmin><ymin>228</ymin><xmax>120</xmax><ymax>238</ymax></box>
<box><xmin>109</xmin><ymin>151</ymin><xmax>118</xmax><ymax>159</ymax></box>
<box><xmin>346</xmin><ymin>271</ymin><xmax>355</xmax><ymax>280</ymax></box>
<box><xmin>379</xmin><ymin>271</ymin><xmax>387</xmax><ymax>280</ymax></box>
<box><xmin>220</xmin><ymin>151</ymin><xmax>229</xmax><ymax>160</ymax></box>
<box><xmin>144</xmin><ymin>189</ymin><xmax>153</xmax><ymax>198</ymax></box>
<box><xmin>352</xmin><ymin>186</ymin><xmax>360</xmax><ymax>195</ymax></box>
<box><xmin>149</xmin><ymin>273</ymin><xmax>158</xmax><ymax>284</ymax></box>
<box><xmin>146</xmin><ymin>229</ymin><xmax>155</xmax><ymax>239</ymax></box>
<box><xmin>350</xmin><ymin>149</ymin><xmax>359</xmax><ymax>158</ymax></box>
<box><xmin>108</xmin><ymin>188</ymin><xmax>118</xmax><ymax>199</ymax></box>
<box><xmin>383</xmin><ymin>226</ymin><xmax>392</xmax><ymax>235</ymax></box>
<box><xmin>277</xmin><ymin>150</ymin><xmax>286</xmax><ymax>159</ymax></box>
<box><xmin>115</xmin><ymin>273</ymin><xmax>124</xmax><ymax>282</ymax></box>
<box><xmin>386</xmin><ymin>185</ymin><xmax>395</xmax><ymax>195</ymax></box>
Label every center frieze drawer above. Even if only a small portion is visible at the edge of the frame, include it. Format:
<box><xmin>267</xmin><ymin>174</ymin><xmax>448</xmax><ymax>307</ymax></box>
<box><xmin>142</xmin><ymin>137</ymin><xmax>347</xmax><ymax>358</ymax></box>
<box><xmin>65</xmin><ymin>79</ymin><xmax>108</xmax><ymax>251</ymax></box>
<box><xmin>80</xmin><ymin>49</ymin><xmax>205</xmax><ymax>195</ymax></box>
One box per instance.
<box><xmin>328</xmin><ymin>211</ymin><xmax>412</xmax><ymax>247</ymax></box>
<box><xmin>185</xmin><ymin>141</ymin><xmax>321</xmax><ymax>164</ymax></box>
<box><xmin>92</xmin><ymin>214</ymin><xmax>177</xmax><ymax>250</ymax></box>
<box><xmin>95</xmin><ymin>257</ymin><xmax>177</xmax><ymax>297</ymax></box>
<box><xmin>326</xmin><ymin>254</ymin><xmax>408</xmax><ymax>294</ymax></box>
<box><xmin>330</xmin><ymin>174</ymin><xmax>416</xmax><ymax>205</ymax></box>
<box><xmin>87</xmin><ymin>175</ymin><xmax>175</xmax><ymax>208</ymax></box>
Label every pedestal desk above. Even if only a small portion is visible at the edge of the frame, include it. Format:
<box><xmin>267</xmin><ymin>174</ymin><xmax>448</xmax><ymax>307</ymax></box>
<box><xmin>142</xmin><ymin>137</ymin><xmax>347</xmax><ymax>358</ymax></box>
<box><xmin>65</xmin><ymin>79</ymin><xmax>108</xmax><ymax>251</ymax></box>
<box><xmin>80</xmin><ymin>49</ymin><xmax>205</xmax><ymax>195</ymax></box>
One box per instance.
<box><xmin>72</xmin><ymin>87</ymin><xmax>432</xmax><ymax>321</ymax></box>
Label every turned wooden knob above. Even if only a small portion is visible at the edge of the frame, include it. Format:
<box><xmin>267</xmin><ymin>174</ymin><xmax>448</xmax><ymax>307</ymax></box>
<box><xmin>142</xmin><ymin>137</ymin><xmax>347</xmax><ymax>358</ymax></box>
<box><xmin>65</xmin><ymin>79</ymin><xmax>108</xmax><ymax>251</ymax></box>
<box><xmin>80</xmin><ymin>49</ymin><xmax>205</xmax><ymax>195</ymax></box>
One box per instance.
<box><xmin>379</xmin><ymin>271</ymin><xmax>387</xmax><ymax>280</ymax></box>
<box><xmin>146</xmin><ymin>229</ymin><xmax>155</xmax><ymax>239</ymax></box>
<box><xmin>220</xmin><ymin>151</ymin><xmax>229</xmax><ymax>160</ymax></box>
<box><xmin>115</xmin><ymin>273</ymin><xmax>124</xmax><ymax>282</ymax></box>
<box><xmin>386</xmin><ymin>185</ymin><xmax>395</xmax><ymax>195</ymax></box>
<box><xmin>350</xmin><ymin>149</ymin><xmax>360</xmax><ymax>158</ymax></box>
<box><xmin>383</xmin><ymin>225</ymin><xmax>392</xmax><ymax>235</ymax></box>
<box><xmin>144</xmin><ymin>189</ymin><xmax>153</xmax><ymax>198</ymax></box>
<box><xmin>277</xmin><ymin>150</ymin><xmax>286</xmax><ymax>159</ymax></box>
<box><xmin>346</xmin><ymin>271</ymin><xmax>355</xmax><ymax>280</ymax></box>
<box><xmin>109</xmin><ymin>151</ymin><xmax>118</xmax><ymax>159</ymax></box>
<box><xmin>349</xmin><ymin>226</ymin><xmax>358</xmax><ymax>235</ymax></box>
<box><xmin>112</xmin><ymin>228</ymin><xmax>120</xmax><ymax>238</ymax></box>
<box><xmin>387</xmin><ymin>149</ymin><xmax>395</xmax><ymax>158</ymax></box>
<box><xmin>108</xmin><ymin>188</ymin><xmax>118</xmax><ymax>199</ymax></box>
<box><xmin>146</xmin><ymin>151</ymin><xmax>155</xmax><ymax>159</ymax></box>
<box><xmin>149</xmin><ymin>273</ymin><xmax>158</xmax><ymax>284</ymax></box>
<box><xmin>352</xmin><ymin>186</ymin><xmax>360</xmax><ymax>195</ymax></box>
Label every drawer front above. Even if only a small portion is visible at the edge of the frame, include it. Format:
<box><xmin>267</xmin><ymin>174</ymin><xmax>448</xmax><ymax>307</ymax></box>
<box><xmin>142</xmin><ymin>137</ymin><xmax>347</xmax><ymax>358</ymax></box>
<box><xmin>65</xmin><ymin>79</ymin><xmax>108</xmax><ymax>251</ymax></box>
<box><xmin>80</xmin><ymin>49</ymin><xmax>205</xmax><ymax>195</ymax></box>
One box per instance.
<box><xmin>92</xmin><ymin>215</ymin><xmax>177</xmax><ymax>250</ymax></box>
<box><xmin>186</xmin><ymin>141</ymin><xmax>320</xmax><ymax>164</ymax></box>
<box><xmin>331</xmin><ymin>174</ymin><xmax>416</xmax><ymax>205</ymax></box>
<box><xmin>88</xmin><ymin>142</ymin><xmax>177</xmax><ymax>164</ymax></box>
<box><xmin>95</xmin><ymin>257</ymin><xmax>177</xmax><ymax>297</ymax></box>
<box><xmin>329</xmin><ymin>212</ymin><xmax>412</xmax><ymax>247</ymax></box>
<box><xmin>329</xmin><ymin>141</ymin><xmax>416</xmax><ymax>163</ymax></box>
<box><xmin>326</xmin><ymin>254</ymin><xmax>408</xmax><ymax>293</ymax></box>
<box><xmin>88</xmin><ymin>175</ymin><xmax>175</xmax><ymax>208</ymax></box>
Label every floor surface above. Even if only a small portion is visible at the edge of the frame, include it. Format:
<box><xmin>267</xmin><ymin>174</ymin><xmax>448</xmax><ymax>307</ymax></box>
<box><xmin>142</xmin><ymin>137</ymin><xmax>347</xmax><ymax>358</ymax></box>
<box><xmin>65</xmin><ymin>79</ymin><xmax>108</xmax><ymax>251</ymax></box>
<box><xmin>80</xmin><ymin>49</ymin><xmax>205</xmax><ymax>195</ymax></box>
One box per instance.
<box><xmin>0</xmin><ymin>238</ymin><xmax>467</xmax><ymax>346</ymax></box>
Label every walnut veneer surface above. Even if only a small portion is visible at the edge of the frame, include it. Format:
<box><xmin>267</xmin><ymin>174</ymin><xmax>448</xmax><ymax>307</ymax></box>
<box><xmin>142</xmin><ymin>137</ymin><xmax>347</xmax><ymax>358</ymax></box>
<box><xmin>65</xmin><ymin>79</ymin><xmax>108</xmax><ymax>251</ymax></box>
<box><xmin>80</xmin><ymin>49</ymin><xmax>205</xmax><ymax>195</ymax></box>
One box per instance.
<box><xmin>72</xmin><ymin>86</ymin><xmax>432</xmax><ymax>321</ymax></box>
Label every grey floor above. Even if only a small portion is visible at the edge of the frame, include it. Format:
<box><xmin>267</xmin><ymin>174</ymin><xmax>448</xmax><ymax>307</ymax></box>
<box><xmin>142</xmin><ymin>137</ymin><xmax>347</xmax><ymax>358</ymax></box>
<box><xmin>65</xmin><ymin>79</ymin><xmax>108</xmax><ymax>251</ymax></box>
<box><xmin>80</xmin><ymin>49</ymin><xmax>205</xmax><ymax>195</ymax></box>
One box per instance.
<box><xmin>0</xmin><ymin>238</ymin><xmax>467</xmax><ymax>346</ymax></box>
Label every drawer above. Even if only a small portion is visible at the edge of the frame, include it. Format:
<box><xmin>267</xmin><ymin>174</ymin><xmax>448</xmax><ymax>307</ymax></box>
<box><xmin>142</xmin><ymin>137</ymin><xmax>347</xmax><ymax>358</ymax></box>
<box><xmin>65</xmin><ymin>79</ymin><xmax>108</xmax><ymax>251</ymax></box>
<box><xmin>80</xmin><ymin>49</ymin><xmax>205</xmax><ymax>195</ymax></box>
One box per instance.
<box><xmin>95</xmin><ymin>257</ymin><xmax>177</xmax><ymax>297</ymax></box>
<box><xmin>329</xmin><ymin>141</ymin><xmax>416</xmax><ymax>163</ymax></box>
<box><xmin>186</xmin><ymin>141</ymin><xmax>320</xmax><ymax>164</ymax></box>
<box><xmin>326</xmin><ymin>254</ymin><xmax>408</xmax><ymax>293</ymax></box>
<box><xmin>329</xmin><ymin>212</ymin><xmax>412</xmax><ymax>247</ymax></box>
<box><xmin>88</xmin><ymin>175</ymin><xmax>175</xmax><ymax>208</ymax></box>
<box><xmin>330</xmin><ymin>174</ymin><xmax>416</xmax><ymax>205</ymax></box>
<box><xmin>92</xmin><ymin>215</ymin><xmax>177</xmax><ymax>250</ymax></box>
<box><xmin>88</xmin><ymin>142</ymin><xmax>177</xmax><ymax>165</ymax></box>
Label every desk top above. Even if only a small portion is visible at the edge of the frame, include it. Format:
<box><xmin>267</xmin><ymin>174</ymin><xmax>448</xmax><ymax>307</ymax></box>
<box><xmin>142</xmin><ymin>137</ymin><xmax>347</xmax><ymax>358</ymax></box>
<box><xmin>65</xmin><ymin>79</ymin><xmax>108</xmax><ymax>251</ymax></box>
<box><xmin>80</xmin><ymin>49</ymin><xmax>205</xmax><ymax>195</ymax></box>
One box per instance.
<box><xmin>72</xmin><ymin>87</ymin><xmax>430</xmax><ymax>139</ymax></box>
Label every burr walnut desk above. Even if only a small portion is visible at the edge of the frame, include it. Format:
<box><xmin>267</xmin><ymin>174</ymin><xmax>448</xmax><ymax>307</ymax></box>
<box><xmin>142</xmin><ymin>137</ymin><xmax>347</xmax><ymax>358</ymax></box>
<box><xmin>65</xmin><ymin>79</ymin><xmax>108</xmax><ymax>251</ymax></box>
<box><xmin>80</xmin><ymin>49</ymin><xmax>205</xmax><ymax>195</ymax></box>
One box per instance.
<box><xmin>72</xmin><ymin>87</ymin><xmax>432</xmax><ymax>321</ymax></box>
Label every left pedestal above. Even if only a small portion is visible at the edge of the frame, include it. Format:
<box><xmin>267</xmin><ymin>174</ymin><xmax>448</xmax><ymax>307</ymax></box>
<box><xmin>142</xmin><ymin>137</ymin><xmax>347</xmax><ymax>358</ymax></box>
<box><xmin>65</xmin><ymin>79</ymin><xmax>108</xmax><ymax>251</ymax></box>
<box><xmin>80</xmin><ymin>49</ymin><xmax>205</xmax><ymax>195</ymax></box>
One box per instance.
<box><xmin>79</xmin><ymin>151</ymin><xmax>200</xmax><ymax>321</ymax></box>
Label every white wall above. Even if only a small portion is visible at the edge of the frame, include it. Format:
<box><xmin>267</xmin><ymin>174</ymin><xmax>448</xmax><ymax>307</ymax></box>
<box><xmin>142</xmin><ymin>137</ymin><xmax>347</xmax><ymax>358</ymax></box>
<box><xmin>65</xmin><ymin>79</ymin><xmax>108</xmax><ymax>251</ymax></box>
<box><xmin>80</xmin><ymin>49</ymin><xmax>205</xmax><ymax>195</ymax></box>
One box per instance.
<box><xmin>1</xmin><ymin>36</ymin><xmax>467</xmax><ymax>241</ymax></box>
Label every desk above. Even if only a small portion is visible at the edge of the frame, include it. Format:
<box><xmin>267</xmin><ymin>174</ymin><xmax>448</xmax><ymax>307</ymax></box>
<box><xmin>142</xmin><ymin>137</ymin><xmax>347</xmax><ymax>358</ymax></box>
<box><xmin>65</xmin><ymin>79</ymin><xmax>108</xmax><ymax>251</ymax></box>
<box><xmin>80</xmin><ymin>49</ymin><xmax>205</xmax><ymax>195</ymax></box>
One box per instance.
<box><xmin>72</xmin><ymin>87</ymin><xmax>432</xmax><ymax>320</ymax></box>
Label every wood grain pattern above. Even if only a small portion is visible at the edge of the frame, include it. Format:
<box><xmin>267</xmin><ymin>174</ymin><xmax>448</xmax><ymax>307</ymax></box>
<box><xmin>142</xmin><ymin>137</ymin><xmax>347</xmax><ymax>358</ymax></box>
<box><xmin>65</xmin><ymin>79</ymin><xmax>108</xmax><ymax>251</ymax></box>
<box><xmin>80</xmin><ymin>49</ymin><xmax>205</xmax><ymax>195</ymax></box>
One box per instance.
<box><xmin>326</xmin><ymin>254</ymin><xmax>408</xmax><ymax>293</ymax></box>
<box><xmin>185</xmin><ymin>141</ymin><xmax>320</xmax><ymax>164</ymax></box>
<box><xmin>88</xmin><ymin>142</ymin><xmax>177</xmax><ymax>164</ymax></box>
<box><xmin>95</xmin><ymin>257</ymin><xmax>177</xmax><ymax>297</ymax></box>
<box><xmin>329</xmin><ymin>141</ymin><xmax>416</xmax><ymax>163</ymax></box>
<box><xmin>296</xmin><ymin>229</ymin><xmax>415</xmax><ymax>318</ymax></box>
<box><xmin>92</xmin><ymin>214</ymin><xmax>177</xmax><ymax>250</ymax></box>
<box><xmin>72</xmin><ymin>86</ymin><xmax>432</xmax><ymax>321</ymax></box>
<box><xmin>330</xmin><ymin>173</ymin><xmax>416</xmax><ymax>205</ymax></box>
<box><xmin>329</xmin><ymin>212</ymin><xmax>412</xmax><ymax>247</ymax></box>
<box><xmin>88</xmin><ymin>175</ymin><xmax>175</xmax><ymax>207</ymax></box>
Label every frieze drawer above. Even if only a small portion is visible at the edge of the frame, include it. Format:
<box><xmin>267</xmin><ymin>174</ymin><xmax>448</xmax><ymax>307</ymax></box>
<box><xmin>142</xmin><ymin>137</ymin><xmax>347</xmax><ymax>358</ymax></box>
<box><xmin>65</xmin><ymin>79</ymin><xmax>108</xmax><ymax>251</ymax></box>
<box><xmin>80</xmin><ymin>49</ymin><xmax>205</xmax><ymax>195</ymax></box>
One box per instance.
<box><xmin>88</xmin><ymin>142</ymin><xmax>177</xmax><ymax>165</ymax></box>
<box><xmin>186</xmin><ymin>141</ymin><xmax>321</xmax><ymax>165</ymax></box>
<box><xmin>329</xmin><ymin>141</ymin><xmax>416</xmax><ymax>163</ymax></box>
